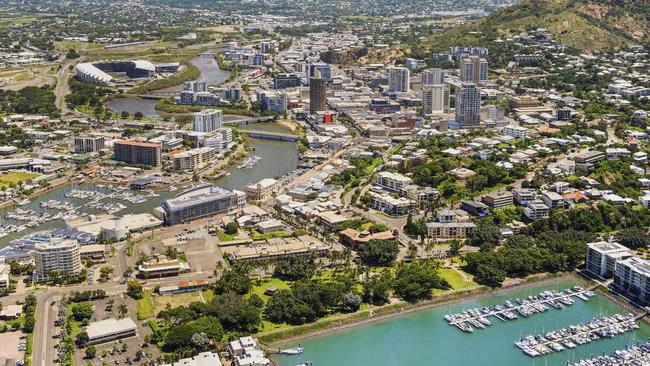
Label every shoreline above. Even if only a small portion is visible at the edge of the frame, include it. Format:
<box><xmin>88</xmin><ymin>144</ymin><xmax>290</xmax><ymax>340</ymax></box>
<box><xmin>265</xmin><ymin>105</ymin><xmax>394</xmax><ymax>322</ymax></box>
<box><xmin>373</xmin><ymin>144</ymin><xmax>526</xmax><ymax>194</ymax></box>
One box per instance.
<box><xmin>261</xmin><ymin>273</ymin><xmax>585</xmax><ymax>348</ymax></box>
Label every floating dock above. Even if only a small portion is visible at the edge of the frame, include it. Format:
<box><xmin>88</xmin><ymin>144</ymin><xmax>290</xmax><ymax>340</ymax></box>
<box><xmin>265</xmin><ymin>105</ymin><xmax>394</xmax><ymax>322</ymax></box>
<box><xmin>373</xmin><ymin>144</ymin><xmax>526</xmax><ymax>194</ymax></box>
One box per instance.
<box><xmin>515</xmin><ymin>313</ymin><xmax>641</xmax><ymax>357</ymax></box>
<box><xmin>444</xmin><ymin>286</ymin><xmax>596</xmax><ymax>333</ymax></box>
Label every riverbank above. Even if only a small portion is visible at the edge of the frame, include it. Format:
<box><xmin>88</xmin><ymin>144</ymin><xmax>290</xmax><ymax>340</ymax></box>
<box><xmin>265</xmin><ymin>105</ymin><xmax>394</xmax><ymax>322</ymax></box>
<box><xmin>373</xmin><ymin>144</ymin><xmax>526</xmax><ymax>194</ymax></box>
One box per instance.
<box><xmin>260</xmin><ymin>272</ymin><xmax>597</xmax><ymax>347</ymax></box>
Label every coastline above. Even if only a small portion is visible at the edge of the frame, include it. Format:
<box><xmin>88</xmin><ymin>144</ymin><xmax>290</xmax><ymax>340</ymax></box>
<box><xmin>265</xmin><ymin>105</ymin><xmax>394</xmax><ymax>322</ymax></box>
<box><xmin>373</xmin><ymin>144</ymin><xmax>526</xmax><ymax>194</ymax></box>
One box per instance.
<box><xmin>261</xmin><ymin>272</ymin><xmax>588</xmax><ymax>347</ymax></box>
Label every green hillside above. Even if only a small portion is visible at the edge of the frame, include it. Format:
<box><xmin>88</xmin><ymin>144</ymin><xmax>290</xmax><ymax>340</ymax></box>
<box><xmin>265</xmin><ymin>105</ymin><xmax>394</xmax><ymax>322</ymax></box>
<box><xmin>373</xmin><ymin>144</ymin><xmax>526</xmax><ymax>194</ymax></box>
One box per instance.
<box><xmin>423</xmin><ymin>0</ymin><xmax>650</xmax><ymax>53</ymax></box>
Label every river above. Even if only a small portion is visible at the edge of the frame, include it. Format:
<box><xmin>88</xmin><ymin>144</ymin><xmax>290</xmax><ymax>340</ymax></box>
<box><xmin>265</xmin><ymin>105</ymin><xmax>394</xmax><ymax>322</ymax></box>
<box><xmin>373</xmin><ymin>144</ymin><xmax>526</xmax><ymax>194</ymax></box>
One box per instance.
<box><xmin>105</xmin><ymin>54</ymin><xmax>231</xmax><ymax>117</ymax></box>
<box><xmin>274</xmin><ymin>280</ymin><xmax>650</xmax><ymax>366</ymax></box>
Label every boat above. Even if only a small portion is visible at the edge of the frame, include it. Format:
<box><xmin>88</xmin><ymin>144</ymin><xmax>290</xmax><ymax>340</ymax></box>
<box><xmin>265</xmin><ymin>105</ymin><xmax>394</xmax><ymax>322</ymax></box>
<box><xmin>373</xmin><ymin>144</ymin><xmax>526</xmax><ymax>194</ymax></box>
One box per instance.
<box><xmin>15</xmin><ymin>199</ymin><xmax>30</xmax><ymax>206</ymax></box>
<box><xmin>279</xmin><ymin>347</ymin><xmax>304</xmax><ymax>355</ymax></box>
<box><xmin>295</xmin><ymin>363</ymin><xmax>312</xmax><ymax>366</ymax></box>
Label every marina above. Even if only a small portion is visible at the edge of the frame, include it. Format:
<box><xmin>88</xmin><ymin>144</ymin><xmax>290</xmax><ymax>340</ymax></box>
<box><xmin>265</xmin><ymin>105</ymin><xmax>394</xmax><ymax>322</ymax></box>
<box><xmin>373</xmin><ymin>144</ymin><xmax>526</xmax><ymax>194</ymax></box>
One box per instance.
<box><xmin>444</xmin><ymin>286</ymin><xmax>596</xmax><ymax>333</ymax></box>
<box><xmin>274</xmin><ymin>280</ymin><xmax>650</xmax><ymax>366</ymax></box>
<box><xmin>570</xmin><ymin>342</ymin><xmax>650</xmax><ymax>366</ymax></box>
<box><xmin>515</xmin><ymin>313</ymin><xmax>641</xmax><ymax>357</ymax></box>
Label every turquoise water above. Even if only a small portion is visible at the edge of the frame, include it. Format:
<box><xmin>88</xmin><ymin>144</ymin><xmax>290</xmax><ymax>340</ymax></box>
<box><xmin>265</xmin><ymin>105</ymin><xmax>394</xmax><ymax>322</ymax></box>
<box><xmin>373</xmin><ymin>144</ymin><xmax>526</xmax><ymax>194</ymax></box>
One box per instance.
<box><xmin>275</xmin><ymin>280</ymin><xmax>650</xmax><ymax>366</ymax></box>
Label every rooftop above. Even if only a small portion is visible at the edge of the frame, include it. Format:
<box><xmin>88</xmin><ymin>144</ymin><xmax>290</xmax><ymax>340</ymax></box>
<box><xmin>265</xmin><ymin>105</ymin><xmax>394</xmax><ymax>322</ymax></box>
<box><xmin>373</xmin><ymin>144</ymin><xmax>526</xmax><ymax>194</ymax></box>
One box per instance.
<box><xmin>86</xmin><ymin>318</ymin><xmax>137</xmax><ymax>340</ymax></box>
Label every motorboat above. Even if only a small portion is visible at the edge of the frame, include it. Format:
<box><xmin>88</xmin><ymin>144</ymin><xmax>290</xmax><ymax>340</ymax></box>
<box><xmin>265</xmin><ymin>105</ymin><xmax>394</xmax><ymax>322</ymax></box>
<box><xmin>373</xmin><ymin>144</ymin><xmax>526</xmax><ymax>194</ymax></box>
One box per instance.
<box><xmin>279</xmin><ymin>347</ymin><xmax>304</xmax><ymax>355</ymax></box>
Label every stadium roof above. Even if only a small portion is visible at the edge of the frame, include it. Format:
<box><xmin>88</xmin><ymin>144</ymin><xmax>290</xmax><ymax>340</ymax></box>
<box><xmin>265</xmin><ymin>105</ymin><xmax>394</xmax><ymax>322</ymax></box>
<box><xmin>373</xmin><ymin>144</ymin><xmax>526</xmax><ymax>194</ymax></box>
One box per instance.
<box><xmin>76</xmin><ymin>62</ymin><xmax>113</xmax><ymax>84</ymax></box>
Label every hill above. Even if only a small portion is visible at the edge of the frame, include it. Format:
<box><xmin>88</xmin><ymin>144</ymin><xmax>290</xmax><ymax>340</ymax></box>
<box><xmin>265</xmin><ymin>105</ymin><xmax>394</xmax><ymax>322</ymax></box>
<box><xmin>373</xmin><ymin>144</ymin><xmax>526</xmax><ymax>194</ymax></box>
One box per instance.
<box><xmin>422</xmin><ymin>0</ymin><xmax>650</xmax><ymax>53</ymax></box>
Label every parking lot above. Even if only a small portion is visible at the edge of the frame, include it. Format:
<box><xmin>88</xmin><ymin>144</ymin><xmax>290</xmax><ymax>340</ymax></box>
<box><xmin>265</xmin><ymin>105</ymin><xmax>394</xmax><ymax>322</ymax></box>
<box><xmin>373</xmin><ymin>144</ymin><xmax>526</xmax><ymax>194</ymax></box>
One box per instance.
<box><xmin>49</xmin><ymin>295</ymin><xmax>161</xmax><ymax>366</ymax></box>
<box><xmin>0</xmin><ymin>331</ymin><xmax>27</xmax><ymax>364</ymax></box>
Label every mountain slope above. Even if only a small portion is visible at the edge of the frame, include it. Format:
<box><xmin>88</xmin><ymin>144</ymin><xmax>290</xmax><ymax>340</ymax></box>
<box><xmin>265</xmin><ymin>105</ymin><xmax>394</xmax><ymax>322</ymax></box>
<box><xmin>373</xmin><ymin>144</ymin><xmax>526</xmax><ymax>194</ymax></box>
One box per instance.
<box><xmin>424</xmin><ymin>0</ymin><xmax>650</xmax><ymax>53</ymax></box>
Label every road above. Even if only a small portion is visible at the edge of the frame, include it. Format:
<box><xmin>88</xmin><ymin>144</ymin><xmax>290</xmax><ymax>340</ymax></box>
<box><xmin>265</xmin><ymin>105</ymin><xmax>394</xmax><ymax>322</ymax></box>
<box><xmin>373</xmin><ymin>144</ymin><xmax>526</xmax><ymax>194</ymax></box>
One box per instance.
<box><xmin>54</xmin><ymin>63</ymin><xmax>72</xmax><ymax>114</ymax></box>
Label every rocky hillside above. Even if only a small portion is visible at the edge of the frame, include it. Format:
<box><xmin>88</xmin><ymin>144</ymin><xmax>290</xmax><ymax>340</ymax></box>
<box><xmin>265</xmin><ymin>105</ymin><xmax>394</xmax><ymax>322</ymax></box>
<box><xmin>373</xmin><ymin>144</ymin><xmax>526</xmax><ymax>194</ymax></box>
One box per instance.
<box><xmin>425</xmin><ymin>0</ymin><xmax>650</xmax><ymax>53</ymax></box>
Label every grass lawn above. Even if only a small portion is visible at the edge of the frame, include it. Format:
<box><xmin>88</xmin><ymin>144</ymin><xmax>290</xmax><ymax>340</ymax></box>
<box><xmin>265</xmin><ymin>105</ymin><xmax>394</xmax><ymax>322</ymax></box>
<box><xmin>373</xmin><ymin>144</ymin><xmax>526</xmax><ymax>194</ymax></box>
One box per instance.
<box><xmin>249</xmin><ymin>278</ymin><xmax>291</xmax><ymax>303</ymax></box>
<box><xmin>216</xmin><ymin>229</ymin><xmax>236</xmax><ymax>241</ymax></box>
<box><xmin>0</xmin><ymin>172</ymin><xmax>38</xmax><ymax>188</ymax></box>
<box><xmin>439</xmin><ymin>267</ymin><xmax>477</xmax><ymax>290</ymax></box>
<box><xmin>251</xmin><ymin>231</ymin><xmax>292</xmax><ymax>241</ymax></box>
<box><xmin>152</xmin><ymin>291</ymin><xmax>204</xmax><ymax>313</ymax></box>
<box><xmin>202</xmin><ymin>289</ymin><xmax>215</xmax><ymax>303</ymax></box>
<box><xmin>136</xmin><ymin>290</ymin><xmax>155</xmax><ymax>320</ymax></box>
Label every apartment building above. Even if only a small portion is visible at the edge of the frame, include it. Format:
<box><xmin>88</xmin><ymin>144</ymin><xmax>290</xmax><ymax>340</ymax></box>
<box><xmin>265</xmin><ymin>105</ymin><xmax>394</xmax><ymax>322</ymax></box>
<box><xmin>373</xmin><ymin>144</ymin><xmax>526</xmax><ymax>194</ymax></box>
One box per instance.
<box><xmin>113</xmin><ymin>140</ymin><xmax>161</xmax><ymax>167</ymax></box>
<box><xmin>33</xmin><ymin>238</ymin><xmax>82</xmax><ymax>281</ymax></box>
<box><xmin>585</xmin><ymin>241</ymin><xmax>631</xmax><ymax>279</ymax></box>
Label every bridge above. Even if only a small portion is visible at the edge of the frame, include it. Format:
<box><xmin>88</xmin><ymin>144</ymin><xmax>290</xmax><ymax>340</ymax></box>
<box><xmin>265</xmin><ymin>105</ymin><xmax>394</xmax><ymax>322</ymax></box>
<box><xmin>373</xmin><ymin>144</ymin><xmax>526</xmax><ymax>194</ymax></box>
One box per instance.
<box><xmin>137</xmin><ymin>91</ymin><xmax>179</xmax><ymax>99</ymax></box>
<box><xmin>238</xmin><ymin>129</ymin><xmax>298</xmax><ymax>142</ymax></box>
<box><xmin>223</xmin><ymin>116</ymin><xmax>276</xmax><ymax>125</ymax></box>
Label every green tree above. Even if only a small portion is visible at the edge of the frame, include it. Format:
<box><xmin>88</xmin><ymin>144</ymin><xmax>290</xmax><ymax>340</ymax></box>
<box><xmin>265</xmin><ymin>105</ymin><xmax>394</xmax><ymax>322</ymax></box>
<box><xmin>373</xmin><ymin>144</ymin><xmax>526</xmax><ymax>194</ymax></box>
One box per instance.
<box><xmin>362</xmin><ymin>269</ymin><xmax>393</xmax><ymax>305</ymax></box>
<box><xmin>85</xmin><ymin>345</ymin><xmax>96</xmax><ymax>359</ymax></box>
<box><xmin>207</xmin><ymin>293</ymin><xmax>260</xmax><ymax>332</ymax></box>
<box><xmin>126</xmin><ymin>280</ymin><xmax>144</xmax><ymax>300</ymax></box>
<box><xmin>616</xmin><ymin>227</ymin><xmax>650</xmax><ymax>249</ymax></box>
<box><xmin>224</xmin><ymin>221</ymin><xmax>239</xmax><ymax>235</ymax></box>
<box><xmin>357</xmin><ymin>240</ymin><xmax>399</xmax><ymax>267</ymax></box>
<box><xmin>394</xmin><ymin>261</ymin><xmax>450</xmax><ymax>302</ymax></box>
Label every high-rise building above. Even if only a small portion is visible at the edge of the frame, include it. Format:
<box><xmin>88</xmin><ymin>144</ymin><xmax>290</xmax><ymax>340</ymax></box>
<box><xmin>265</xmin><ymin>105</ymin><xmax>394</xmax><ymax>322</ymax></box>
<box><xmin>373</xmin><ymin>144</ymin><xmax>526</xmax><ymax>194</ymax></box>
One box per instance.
<box><xmin>273</xmin><ymin>73</ymin><xmax>302</xmax><ymax>89</ymax></box>
<box><xmin>75</xmin><ymin>135</ymin><xmax>105</xmax><ymax>153</ymax></box>
<box><xmin>309</xmin><ymin>72</ymin><xmax>327</xmax><ymax>114</ymax></box>
<box><xmin>388</xmin><ymin>66</ymin><xmax>410</xmax><ymax>92</ymax></box>
<box><xmin>258</xmin><ymin>91</ymin><xmax>287</xmax><ymax>113</ymax></box>
<box><xmin>460</xmin><ymin>56</ymin><xmax>488</xmax><ymax>84</ymax></box>
<box><xmin>33</xmin><ymin>238</ymin><xmax>82</xmax><ymax>281</ymax></box>
<box><xmin>421</xmin><ymin>68</ymin><xmax>444</xmax><ymax>85</ymax></box>
<box><xmin>306</xmin><ymin>63</ymin><xmax>331</xmax><ymax>84</ymax></box>
<box><xmin>585</xmin><ymin>241</ymin><xmax>631</xmax><ymax>279</ymax></box>
<box><xmin>455</xmin><ymin>83</ymin><xmax>481</xmax><ymax>128</ymax></box>
<box><xmin>183</xmin><ymin>81</ymin><xmax>207</xmax><ymax>92</ymax></box>
<box><xmin>192</xmin><ymin>109</ymin><xmax>223</xmax><ymax>132</ymax></box>
<box><xmin>422</xmin><ymin>84</ymin><xmax>449</xmax><ymax>115</ymax></box>
<box><xmin>614</xmin><ymin>257</ymin><xmax>650</xmax><ymax>305</ymax></box>
<box><xmin>113</xmin><ymin>140</ymin><xmax>162</xmax><ymax>167</ymax></box>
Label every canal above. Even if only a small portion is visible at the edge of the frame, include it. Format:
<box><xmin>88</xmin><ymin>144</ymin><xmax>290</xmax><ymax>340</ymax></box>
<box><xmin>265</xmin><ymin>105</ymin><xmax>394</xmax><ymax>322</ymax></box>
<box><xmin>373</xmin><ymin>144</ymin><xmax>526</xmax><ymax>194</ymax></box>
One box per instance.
<box><xmin>274</xmin><ymin>280</ymin><xmax>650</xmax><ymax>366</ymax></box>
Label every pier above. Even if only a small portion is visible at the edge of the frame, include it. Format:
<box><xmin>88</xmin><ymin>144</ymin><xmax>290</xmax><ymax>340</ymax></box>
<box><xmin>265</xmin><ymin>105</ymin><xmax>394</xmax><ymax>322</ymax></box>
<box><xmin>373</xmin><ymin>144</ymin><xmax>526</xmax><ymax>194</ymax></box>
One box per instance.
<box><xmin>446</xmin><ymin>286</ymin><xmax>597</xmax><ymax>332</ymax></box>
<box><xmin>569</xmin><ymin>341</ymin><xmax>650</xmax><ymax>366</ymax></box>
<box><xmin>516</xmin><ymin>313</ymin><xmax>641</xmax><ymax>357</ymax></box>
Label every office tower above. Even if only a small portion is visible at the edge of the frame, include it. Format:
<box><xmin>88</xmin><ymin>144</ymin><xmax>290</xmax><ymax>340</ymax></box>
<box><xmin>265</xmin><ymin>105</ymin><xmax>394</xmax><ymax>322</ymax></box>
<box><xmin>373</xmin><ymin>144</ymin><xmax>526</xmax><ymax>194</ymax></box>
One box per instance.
<box><xmin>192</xmin><ymin>109</ymin><xmax>223</xmax><ymax>132</ymax></box>
<box><xmin>460</xmin><ymin>56</ymin><xmax>488</xmax><ymax>83</ymax></box>
<box><xmin>113</xmin><ymin>140</ymin><xmax>162</xmax><ymax>167</ymax></box>
<box><xmin>421</xmin><ymin>68</ymin><xmax>444</xmax><ymax>85</ymax></box>
<box><xmin>388</xmin><ymin>66</ymin><xmax>410</xmax><ymax>92</ymax></box>
<box><xmin>306</xmin><ymin>62</ymin><xmax>331</xmax><ymax>84</ymax></box>
<box><xmin>455</xmin><ymin>83</ymin><xmax>481</xmax><ymax>128</ymax></box>
<box><xmin>422</xmin><ymin>85</ymin><xmax>449</xmax><ymax>115</ymax></box>
<box><xmin>33</xmin><ymin>238</ymin><xmax>82</xmax><ymax>281</ymax></box>
<box><xmin>309</xmin><ymin>71</ymin><xmax>327</xmax><ymax>114</ymax></box>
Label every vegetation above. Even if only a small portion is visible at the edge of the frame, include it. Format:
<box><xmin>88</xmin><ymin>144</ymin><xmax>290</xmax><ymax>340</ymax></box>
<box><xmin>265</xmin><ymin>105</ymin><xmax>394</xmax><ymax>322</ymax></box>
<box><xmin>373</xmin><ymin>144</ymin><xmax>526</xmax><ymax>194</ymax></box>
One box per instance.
<box><xmin>0</xmin><ymin>85</ymin><xmax>57</xmax><ymax>116</ymax></box>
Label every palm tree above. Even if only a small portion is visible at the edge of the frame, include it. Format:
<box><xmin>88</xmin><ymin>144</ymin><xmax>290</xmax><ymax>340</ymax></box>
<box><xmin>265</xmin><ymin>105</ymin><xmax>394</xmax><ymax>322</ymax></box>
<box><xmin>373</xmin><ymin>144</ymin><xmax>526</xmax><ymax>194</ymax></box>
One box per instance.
<box><xmin>118</xmin><ymin>304</ymin><xmax>128</xmax><ymax>318</ymax></box>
